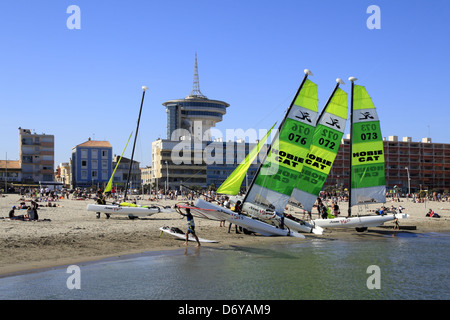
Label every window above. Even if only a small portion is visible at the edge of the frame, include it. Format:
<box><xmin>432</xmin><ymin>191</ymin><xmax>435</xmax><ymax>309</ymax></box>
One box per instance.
<box><xmin>81</xmin><ymin>170</ymin><xmax>88</xmax><ymax>179</ymax></box>
<box><xmin>102</xmin><ymin>150</ymin><xmax>108</xmax><ymax>158</ymax></box>
<box><xmin>22</xmin><ymin>155</ymin><xmax>32</xmax><ymax>163</ymax></box>
<box><xmin>92</xmin><ymin>160</ymin><xmax>98</xmax><ymax>169</ymax></box>
<box><xmin>81</xmin><ymin>149</ymin><xmax>88</xmax><ymax>159</ymax></box>
<box><xmin>102</xmin><ymin>170</ymin><xmax>108</xmax><ymax>179</ymax></box>
<box><xmin>102</xmin><ymin>160</ymin><xmax>108</xmax><ymax>169</ymax></box>
<box><xmin>92</xmin><ymin>170</ymin><xmax>98</xmax><ymax>178</ymax></box>
<box><xmin>81</xmin><ymin>160</ymin><xmax>87</xmax><ymax>168</ymax></box>
<box><xmin>92</xmin><ymin>150</ymin><xmax>98</xmax><ymax>159</ymax></box>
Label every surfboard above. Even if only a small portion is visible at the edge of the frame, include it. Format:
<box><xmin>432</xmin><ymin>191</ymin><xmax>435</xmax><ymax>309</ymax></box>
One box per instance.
<box><xmin>159</xmin><ymin>226</ymin><xmax>218</xmax><ymax>243</ymax></box>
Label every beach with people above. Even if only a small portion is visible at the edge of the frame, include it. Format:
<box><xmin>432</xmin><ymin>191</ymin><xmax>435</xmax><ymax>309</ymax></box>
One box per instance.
<box><xmin>1</xmin><ymin>192</ymin><xmax>449</xmax><ymax>277</ymax></box>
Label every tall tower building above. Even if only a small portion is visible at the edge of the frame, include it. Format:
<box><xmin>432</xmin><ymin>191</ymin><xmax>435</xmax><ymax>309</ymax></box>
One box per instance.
<box><xmin>162</xmin><ymin>53</ymin><xmax>229</xmax><ymax>141</ymax></box>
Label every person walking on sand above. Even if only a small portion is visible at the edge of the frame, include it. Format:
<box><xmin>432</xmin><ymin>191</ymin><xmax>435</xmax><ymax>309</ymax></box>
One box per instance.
<box><xmin>176</xmin><ymin>205</ymin><xmax>201</xmax><ymax>247</ymax></box>
<box><xmin>393</xmin><ymin>217</ymin><xmax>400</xmax><ymax>230</ymax></box>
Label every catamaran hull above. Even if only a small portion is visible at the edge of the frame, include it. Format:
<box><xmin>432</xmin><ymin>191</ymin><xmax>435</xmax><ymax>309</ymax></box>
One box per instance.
<box><xmin>284</xmin><ymin>217</ymin><xmax>324</xmax><ymax>235</ymax></box>
<box><xmin>313</xmin><ymin>214</ymin><xmax>409</xmax><ymax>229</ymax></box>
<box><xmin>191</xmin><ymin>199</ymin><xmax>305</xmax><ymax>238</ymax></box>
<box><xmin>242</xmin><ymin>201</ymin><xmax>323</xmax><ymax>235</ymax></box>
<box><xmin>86</xmin><ymin>204</ymin><xmax>172</xmax><ymax>217</ymax></box>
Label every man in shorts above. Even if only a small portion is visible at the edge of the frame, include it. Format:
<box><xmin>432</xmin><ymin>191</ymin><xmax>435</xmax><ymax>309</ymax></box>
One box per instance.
<box><xmin>176</xmin><ymin>205</ymin><xmax>201</xmax><ymax>247</ymax></box>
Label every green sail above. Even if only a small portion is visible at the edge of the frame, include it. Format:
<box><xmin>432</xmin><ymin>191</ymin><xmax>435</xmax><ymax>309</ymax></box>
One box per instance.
<box><xmin>216</xmin><ymin>123</ymin><xmax>276</xmax><ymax>195</ymax></box>
<box><xmin>243</xmin><ymin>78</ymin><xmax>319</xmax><ymax>214</ymax></box>
<box><xmin>104</xmin><ymin>131</ymin><xmax>133</xmax><ymax>194</ymax></box>
<box><xmin>290</xmin><ymin>87</ymin><xmax>348</xmax><ymax>212</ymax></box>
<box><xmin>350</xmin><ymin>85</ymin><xmax>386</xmax><ymax>205</ymax></box>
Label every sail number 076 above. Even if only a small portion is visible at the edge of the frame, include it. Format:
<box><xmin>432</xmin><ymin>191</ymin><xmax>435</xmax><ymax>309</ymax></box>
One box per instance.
<box><xmin>288</xmin><ymin>133</ymin><xmax>306</xmax><ymax>145</ymax></box>
<box><xmin>289</xmin><ymin>124</ymin><xmax>310</xmax><ymax>145</ymax></box>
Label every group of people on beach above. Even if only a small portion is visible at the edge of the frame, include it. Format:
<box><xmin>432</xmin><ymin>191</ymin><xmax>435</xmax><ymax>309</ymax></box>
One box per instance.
<box><xmin>8</xmin><ymin>201</ymin><xmax>39</xmax><ymax>221</ymax></box>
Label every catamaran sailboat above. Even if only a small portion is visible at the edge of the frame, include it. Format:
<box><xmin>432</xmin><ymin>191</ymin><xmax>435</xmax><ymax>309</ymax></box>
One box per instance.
<box><xmin>86</xmin><ymin>86</ymin><xmax>174</xmax><ymax>218</ymax></box>
<box><xmin>183</xmin><ymin>69</ymin><xmax>324</xmax><ymax>237</ymax></box>
<box><xmin>312</xmin><ymin>77</ymin><xmax>408</xmax><ymax>231</ymax></box>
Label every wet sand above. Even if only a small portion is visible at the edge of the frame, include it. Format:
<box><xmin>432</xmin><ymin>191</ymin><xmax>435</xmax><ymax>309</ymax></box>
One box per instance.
<box><xmin>1</xmin><ymin>194</ymin><xmax>449</xmax><ymax>277</ymax></box>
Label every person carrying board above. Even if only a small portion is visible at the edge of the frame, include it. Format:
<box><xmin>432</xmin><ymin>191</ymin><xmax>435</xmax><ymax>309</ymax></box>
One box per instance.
<box><xmin>175</xmin><ymin>205</ymin><xmax>201</xmax><ymax>247</ymax></box>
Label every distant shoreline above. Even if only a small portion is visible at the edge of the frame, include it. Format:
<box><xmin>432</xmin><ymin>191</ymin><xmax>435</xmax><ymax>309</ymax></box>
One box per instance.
<box><xmin>1</xmin><ymin>195</ymin><xmax>449</xmax><ymax>277</ymax></box>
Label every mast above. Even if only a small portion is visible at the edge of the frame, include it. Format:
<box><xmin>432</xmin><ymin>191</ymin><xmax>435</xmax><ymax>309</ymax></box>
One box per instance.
<box><xmin>124</xmin><ymin>86</ymin><xmax>148</xmax><ymax>200</ymax></box>
<box><xmin>316</xmin><ymin>78</ymin><xmax>345</xmax><ymax>125</ymax></box>
<box><xmin>289</xmin><ymin>78</ymin><xmax>347</xmax><ymax>213</ymax></box>
<box><xmin>242</xmin><ymin>69</ymin><xmax>313</xmax><ymax>205</ymax></box>
<box><xmin>347</xmin><ymin>76</ymin><xmax>357</xmax><ymax>217</ymax></box>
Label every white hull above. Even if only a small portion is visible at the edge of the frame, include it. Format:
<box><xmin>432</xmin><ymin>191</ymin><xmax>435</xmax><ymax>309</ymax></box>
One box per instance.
<box><xmin>313</xmin><ymin>213</ymin><xmax>409</xmax><ymax>229</ymax></box>
<box><xmin>284</xmin><ymin>217</ymin><xmax>324</xmax><ymax>235</ymax></box>
<box><xmin>86</xmin><ymin>203</ymin><xmax>173</xmax><ymax>217</ymax></box>
<box><xmin>159</xmin><ymin>227</ymin><xmax>218</xmax><ymax>243</ymax></box>
<box><xmin>191</xmin><ymin>199</ymin><xmax>305</xmax><ymax>238</ymax></box>
<box><xmin>249</xmin><ymin>209</ymin><xmax>323</xmax><ymax>235</ymax></box>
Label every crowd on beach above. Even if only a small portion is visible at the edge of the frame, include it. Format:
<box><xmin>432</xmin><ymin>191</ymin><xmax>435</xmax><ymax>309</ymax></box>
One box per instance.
<box><xmin>9</xmin><ymin>185</ymin><xmax>450</xmax><ymax>204</ymax></box>
<box><xmin>3</xmin><ymin>185</ymin><xmax>449</xmax><ymax>224</ymax></box>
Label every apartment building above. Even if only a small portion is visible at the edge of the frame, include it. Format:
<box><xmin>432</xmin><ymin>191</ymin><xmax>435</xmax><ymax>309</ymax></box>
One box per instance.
<box><xmin>326</xmin><ymin>136</ymin><xmax>450</xmax><ymax>193</ymax></box>
<box><xmin>71</xmin><ymin>139</ymin><xmax>112</xmax><ymax>188</ymax></box>
<box><xmin>18</xmin><ymin>128</ymin><xmax>54</xmax><ymax>183</ymax></box>
<box><xmin>111</xmin><ymin>155</ymin><xmax>141</xmax><ymax>191</ymax></box>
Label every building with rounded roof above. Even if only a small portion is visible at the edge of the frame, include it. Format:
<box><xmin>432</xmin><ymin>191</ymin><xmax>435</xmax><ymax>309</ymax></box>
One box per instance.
<box><xmin>162</xmin><ymin>53</ymin><xmax>229</xmax><ymax>142</ymax></box>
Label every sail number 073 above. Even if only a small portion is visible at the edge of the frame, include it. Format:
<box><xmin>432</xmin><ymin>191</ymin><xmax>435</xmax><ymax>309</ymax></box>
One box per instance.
<box><xmin>360</xmin><ymin>132</ymin><xmax>378</xmax><ymax>140</ymax></box>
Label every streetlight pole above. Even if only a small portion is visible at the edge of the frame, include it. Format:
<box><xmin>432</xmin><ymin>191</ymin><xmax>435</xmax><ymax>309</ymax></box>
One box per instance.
<box><xmin>165</xmin><ymin>161</ymin><xmax>169</xmax><ymax>197</ymax></box>
<box><xmin>405</xmin><ymin>166</ymin><xmax>411</xmax><ymax>196</ymax></box>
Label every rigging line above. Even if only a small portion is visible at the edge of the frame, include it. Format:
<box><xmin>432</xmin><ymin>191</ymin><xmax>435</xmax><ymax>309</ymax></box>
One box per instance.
<box><xmin>249</xmin><ymin>89</ymin><xmax>296</xmax><ymax>130</ymax></box>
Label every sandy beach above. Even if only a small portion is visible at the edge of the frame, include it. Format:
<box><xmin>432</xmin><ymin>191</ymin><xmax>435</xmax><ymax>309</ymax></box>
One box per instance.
<box><xmin>1</xmin><ymin>194</ymin><xmax>449</xmax><ymax>277</ymax></box>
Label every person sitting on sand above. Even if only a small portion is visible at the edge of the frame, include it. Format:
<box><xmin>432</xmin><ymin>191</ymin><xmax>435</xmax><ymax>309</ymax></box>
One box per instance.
<box><xmin>9</xmin><ymin>206</ymin><xmax>26</xmax><ymax>220</ymax></box>
<box><xmin>377</xmin><ymin>206</ymin><xmax>386</xmax><ymax>215</ymax></box>
<box><xmin>426</xmin><ymin>209</ymin><xmax>440</xmax><ymax>218</ymax></box>
<box><xmin>26</xmin><ymin>206</ymin><xmax>39</xmax><ymax>221</ymax></box>
<box><xmin>175</xmin><ymin>205</ymin><xmax>201</xmax><ymax>247</ymax></box>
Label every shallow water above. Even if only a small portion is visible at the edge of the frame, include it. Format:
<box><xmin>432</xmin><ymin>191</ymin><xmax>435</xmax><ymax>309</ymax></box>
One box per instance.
<box><xmin>0</xmin><ymin>232</ymin><xmax>448</xmax><ymax>300</ymax></box>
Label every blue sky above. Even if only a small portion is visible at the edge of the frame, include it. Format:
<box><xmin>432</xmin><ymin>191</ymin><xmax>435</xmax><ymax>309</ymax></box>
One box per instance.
<box><xmin>1</xmin><ymin>0</ymin><xmax>449</xmax><ymax>167</ymax></box>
